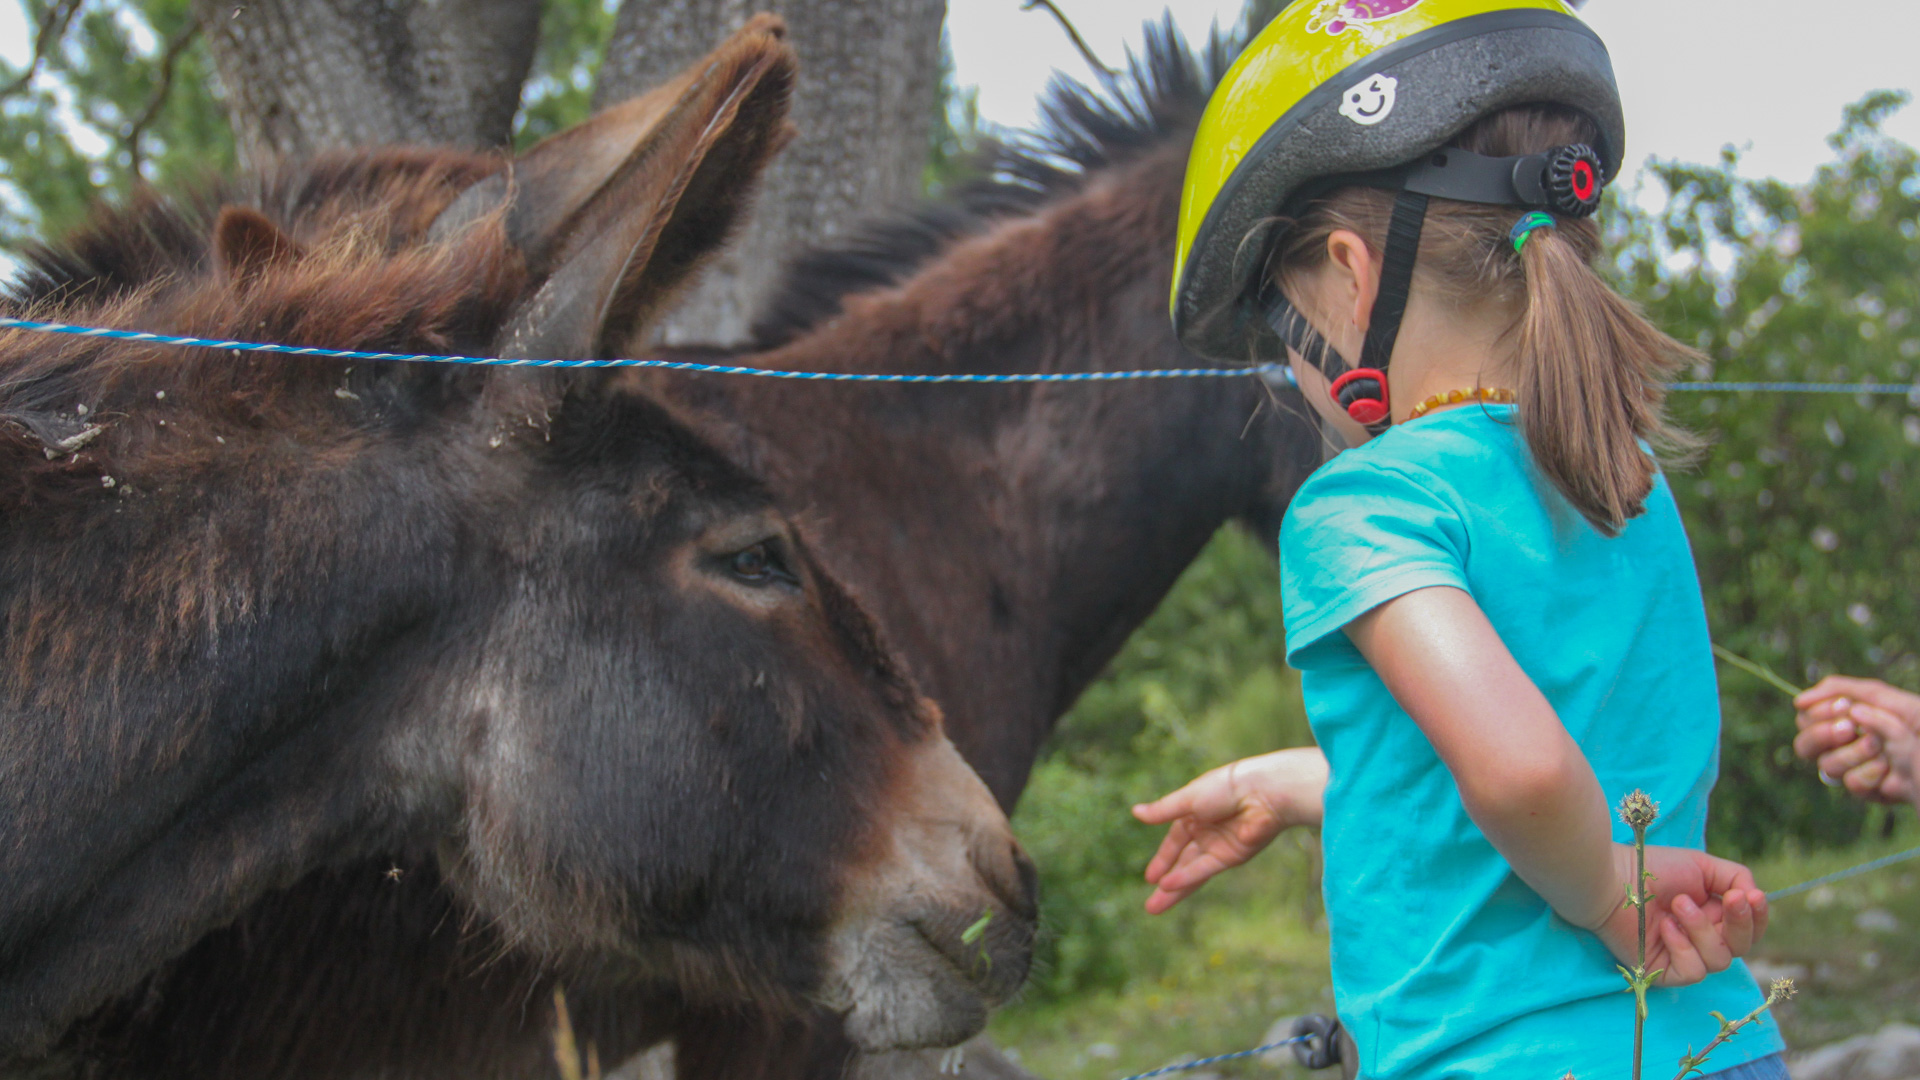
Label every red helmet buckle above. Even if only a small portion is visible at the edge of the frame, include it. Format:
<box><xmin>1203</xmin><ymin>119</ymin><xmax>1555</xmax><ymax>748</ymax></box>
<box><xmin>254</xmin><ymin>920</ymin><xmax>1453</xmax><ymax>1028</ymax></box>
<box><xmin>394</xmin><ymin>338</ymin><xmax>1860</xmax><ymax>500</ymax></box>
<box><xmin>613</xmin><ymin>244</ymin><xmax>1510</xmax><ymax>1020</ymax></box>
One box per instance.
<box><xmin>1329</xmin><ymin>368</ymin><xmax>1390</xmax><ymax>426</ymax></box>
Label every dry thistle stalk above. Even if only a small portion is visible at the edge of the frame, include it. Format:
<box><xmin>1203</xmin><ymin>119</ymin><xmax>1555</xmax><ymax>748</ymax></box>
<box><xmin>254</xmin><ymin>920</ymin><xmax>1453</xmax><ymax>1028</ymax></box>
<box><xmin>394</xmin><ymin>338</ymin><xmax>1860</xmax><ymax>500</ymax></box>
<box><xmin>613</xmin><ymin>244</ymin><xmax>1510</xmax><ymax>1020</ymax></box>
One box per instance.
<box><xmin>1618</xmin><ymin>790</ymin><xmax>1662</xmax><ymax>1080</ymax></box>
<box><xmin>1620</xmin><ymin>791</ymin><xmax>1659</xmax><ymax>830</ymax></box>
<box><xmin>1670</xmin><ymin>978</ymin><xmax>1797</xmax><ymax>1080</ymax></box>
<box><xmin>1572</xmin><ymin>796</ymin><xmax>1794</xmax><ymax>1080</ymax></box>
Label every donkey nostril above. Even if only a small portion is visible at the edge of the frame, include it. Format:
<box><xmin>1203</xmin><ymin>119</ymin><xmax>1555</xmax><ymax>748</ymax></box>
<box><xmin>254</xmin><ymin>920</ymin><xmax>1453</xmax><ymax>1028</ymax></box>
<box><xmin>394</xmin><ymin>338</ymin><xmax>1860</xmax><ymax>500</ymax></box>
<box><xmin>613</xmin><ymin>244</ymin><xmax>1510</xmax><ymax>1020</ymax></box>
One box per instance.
<box><xmin>967</xmin><ymin>834</ymin><xmax>1039</xmax><ymax>923</ymax></box>
<box><xmin>1009</xmin><ymin>841</ymin><xmax>1039</xmax><ymax>922</ymax></box>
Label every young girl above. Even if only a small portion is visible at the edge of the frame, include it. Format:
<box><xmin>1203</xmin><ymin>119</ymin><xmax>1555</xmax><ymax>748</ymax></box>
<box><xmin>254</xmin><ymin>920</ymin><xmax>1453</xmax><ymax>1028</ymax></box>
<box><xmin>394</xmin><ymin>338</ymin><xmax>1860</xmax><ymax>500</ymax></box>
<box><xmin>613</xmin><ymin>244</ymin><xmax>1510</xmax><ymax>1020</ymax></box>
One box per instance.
<box><xmin>1147</xmin><ymin>3</ymin><xmax>1782</xmax><ymax>1076</ymax></box>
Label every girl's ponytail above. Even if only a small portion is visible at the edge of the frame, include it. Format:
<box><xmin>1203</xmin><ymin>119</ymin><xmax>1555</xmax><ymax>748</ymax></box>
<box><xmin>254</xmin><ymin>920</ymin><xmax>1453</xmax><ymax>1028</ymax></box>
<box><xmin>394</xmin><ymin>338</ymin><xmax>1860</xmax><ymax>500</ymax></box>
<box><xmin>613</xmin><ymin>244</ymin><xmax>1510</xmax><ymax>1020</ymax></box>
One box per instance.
<box><xmin>1271</xmin><ymin>105</ymin><xmax>1702</xmax><ymax>536</ymax></box>
<box><xmin>1513</xmin><ymin>220</ymin><xmax>1701</xmax><ymax>535</ymax></box>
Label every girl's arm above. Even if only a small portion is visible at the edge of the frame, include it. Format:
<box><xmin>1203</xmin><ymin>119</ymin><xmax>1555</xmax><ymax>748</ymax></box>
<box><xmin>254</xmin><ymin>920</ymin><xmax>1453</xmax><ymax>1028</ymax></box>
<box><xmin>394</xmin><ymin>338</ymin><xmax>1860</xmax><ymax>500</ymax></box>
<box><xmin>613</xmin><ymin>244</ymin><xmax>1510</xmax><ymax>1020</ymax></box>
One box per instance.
<box><xmin>1133</xmin><ymin>747</ymin><xmax>1327</xmax><ymax>915</ymax></box>
<box><xmin>1343</xmin><ymin>586</ymin><xmax>1615</xmax><ymax>927</ymax></box>
<box><xmin>1345</xmin><ymin>586</ymin><xmax>1767</xmax><ymax>986</ymax></box>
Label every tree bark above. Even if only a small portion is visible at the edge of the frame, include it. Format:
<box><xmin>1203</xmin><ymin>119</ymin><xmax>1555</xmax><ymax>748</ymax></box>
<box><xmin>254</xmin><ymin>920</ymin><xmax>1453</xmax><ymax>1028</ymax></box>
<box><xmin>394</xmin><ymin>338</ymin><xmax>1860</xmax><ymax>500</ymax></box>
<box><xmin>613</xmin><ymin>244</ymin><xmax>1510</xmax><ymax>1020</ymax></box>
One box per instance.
<box><xmin>595</xmin><ymin>0</ymin><xmax>946</xmax><ymax>345</ymax></box>
<box><xmin>194</xmin><ymin>0</ymin><xmax>542</xmax><ymax>165</ymax></box>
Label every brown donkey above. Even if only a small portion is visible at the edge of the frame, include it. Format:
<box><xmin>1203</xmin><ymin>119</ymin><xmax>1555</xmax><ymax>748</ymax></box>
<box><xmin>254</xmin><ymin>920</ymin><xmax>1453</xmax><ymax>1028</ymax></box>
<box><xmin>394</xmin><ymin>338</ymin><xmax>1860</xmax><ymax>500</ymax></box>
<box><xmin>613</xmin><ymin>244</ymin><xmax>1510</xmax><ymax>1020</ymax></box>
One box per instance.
<box><xmin>630</xmin><ymin>24</ymin><xmax>1323</xmax><ymax>1077</ymax></box>
<box><xmin>646</xmin><ymin>22</ymin><xmax>1317</xmax><ymax>820</ymax></box>
<box><xmin>0</xmin><ymin>19</ymin><xmax>1034</xmax><ymax>1080</ymax></box>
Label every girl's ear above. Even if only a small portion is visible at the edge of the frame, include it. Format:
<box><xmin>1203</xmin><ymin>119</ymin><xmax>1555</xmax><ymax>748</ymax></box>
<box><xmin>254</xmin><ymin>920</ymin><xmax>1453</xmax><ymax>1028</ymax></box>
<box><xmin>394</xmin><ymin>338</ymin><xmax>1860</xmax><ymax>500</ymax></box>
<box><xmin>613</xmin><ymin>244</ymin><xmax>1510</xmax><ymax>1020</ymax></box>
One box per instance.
<box><xmin>1324</xmin><ymin>229</ymin><xmax>1380</xmax><ymax>333</ymax></box>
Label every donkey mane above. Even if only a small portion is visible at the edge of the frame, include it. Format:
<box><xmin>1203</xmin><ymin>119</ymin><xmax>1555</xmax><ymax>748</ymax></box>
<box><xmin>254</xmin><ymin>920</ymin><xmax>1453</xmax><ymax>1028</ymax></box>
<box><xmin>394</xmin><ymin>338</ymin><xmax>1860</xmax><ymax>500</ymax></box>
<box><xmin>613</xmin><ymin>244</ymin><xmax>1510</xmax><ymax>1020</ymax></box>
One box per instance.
<box><xmin>0</xmin><ymin>151</ymin><xmax>521</xmax><ymax>507</ymax></box>
<box><xmin>750</xmin><ymin>19</ymin><xmax>1231</xmax><ymax>349</ymax></box>
<box><xmin>5</xmin><ymin>150</ymin><xmax>502</xmax><ymax>313</ymax></box>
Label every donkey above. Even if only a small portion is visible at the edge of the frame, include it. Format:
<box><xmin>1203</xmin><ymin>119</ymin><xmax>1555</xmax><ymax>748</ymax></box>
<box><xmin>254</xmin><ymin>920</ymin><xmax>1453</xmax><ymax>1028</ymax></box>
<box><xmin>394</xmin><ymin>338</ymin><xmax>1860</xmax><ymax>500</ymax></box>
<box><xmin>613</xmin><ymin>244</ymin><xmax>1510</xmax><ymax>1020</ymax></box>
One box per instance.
<box><xmin>644</xmin><ymin>22</ymin><xmax>1318</xmax><ymax>815</ymax></box>
<box><xmin>623</xmin><ymin>24</ymin><xmax>1324</xmax><ymax>1076</ymax></box>
<box><xmin>0</xmin><ymin>19</ymin><xmax>1034</xmax><ymax>1080</ymax></box>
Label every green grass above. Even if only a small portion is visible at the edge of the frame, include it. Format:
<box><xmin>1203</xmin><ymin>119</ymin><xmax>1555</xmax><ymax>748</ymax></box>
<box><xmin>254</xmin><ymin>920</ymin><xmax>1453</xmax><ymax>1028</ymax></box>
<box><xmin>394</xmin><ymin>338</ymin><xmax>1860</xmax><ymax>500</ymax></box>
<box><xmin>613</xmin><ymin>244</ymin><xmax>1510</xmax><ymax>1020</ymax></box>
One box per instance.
<box><xmin>989</xmin><ymin>832</ymin><xmax>1331</xmax><ymax>1080</ymax></box>
<box><xmin>989</xmin><ymin>812</ymin><xmax>1920</xmax><ymax>1080</ymax></box>
<box><xmin>1744</xmin><ymin>810</ymin><xmax>1920</xmax><ymax>1048</ymax></box>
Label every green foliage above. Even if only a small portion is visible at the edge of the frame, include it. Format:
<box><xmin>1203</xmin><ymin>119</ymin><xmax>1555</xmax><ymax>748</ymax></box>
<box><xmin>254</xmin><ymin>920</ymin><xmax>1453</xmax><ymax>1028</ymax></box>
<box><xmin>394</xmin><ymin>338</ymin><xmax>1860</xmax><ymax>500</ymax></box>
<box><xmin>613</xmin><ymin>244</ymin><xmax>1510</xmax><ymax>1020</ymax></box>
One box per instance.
<box><xmin>1010</xmin><ymin>526</ymin><xmax>1318</xmax><ymax>1000</ymax></box>
<box><xmin>511</xmin><ymin>0</ymin><xmax>615</xmax><ymax>151</ymax></box>
<box><xmin>0</xmin><ymin>0</ymin><xmax>232</xmax><ymax>251</ymax></box>
<box><xmin>923</xmin><ymin>30</ymin><xmax>984</xmax><ymax>197</ymax></box>
<box><xmin>1611</xmin><ymin>91</ymin><xmax>1920</xmax><ymax>856</ymax></box>
<box><xmin>0</xmin><ymin>0</ymin><xmax>616</xmax><ymax>250</ymax></box>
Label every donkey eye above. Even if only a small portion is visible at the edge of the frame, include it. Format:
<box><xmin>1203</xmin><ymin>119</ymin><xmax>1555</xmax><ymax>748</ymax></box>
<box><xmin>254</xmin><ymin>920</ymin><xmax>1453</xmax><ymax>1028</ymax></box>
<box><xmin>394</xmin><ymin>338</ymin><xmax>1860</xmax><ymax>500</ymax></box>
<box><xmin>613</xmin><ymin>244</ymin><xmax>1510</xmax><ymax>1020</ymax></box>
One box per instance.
<box><xmin>731</xmin><ymin>546</ymin><xmax>770</xmax><ymax>578</ymax></box>
<box><xmin>726</xmin><ymin>541</ymin><xmax>798</xmax><ymax>587</ymax></box>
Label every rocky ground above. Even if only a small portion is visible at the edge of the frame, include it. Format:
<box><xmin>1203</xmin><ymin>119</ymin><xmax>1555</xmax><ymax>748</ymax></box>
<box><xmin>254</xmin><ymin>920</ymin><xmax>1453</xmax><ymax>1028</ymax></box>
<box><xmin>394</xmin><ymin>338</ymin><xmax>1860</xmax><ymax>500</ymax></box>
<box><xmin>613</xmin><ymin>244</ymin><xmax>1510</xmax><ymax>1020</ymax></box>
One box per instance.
<box><xmin>1790</xmin><ymin>1026</ymin><xmax>1920</xmax><ymax>1080</ymax></box>
<box><xmin>861</xmin><ymin>1025</ymin><xmax>1920</xmax><ymax>1080</ymax></box>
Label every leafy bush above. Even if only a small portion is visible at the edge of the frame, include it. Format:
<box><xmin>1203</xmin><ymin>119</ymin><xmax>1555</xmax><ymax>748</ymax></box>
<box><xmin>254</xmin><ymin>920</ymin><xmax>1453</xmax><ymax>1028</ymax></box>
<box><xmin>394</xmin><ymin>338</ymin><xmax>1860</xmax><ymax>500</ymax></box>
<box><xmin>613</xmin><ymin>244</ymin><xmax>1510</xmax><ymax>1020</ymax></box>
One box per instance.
<box><xmin>1011</xmin><ymin>525</ymin><xmax>1317</xmax><ymax>1000</ymax></box>
<box><xmin>1614</xmin><ymin>92</ymin><xmax>1920</xmax><ymax>855</ymax></box>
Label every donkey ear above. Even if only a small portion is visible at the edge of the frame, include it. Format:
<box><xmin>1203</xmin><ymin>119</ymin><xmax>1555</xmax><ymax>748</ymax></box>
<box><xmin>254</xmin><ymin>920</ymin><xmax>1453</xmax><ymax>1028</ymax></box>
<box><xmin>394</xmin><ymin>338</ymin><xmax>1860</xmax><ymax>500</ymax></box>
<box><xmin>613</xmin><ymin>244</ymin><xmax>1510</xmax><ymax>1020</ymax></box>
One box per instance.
<box><xmin>480</xmin><ymin>14</ymin><xmax>797</xmax><ymax>359</ymax></box>
<box><xmin>213</xmin><ymin>207</ymin><xmax>306</xmax><ymax>285</ymax></box>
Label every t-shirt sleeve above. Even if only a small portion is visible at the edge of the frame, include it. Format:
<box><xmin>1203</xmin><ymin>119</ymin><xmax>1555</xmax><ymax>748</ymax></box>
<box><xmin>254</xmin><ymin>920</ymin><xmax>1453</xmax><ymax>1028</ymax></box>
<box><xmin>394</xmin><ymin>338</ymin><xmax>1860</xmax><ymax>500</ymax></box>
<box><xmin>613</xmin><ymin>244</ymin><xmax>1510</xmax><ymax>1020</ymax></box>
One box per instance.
<box><xmin>1281</xmin><ymin>460</ymin><xmax>1470</xmax><ymax>667</ymax></box>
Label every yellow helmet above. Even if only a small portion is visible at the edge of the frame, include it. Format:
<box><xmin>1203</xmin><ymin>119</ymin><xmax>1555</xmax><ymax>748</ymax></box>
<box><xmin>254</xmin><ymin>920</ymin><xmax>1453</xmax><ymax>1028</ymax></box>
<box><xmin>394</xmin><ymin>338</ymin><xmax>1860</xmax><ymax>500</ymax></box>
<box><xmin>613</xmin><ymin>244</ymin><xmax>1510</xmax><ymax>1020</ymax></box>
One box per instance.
<box><xmin>1171</xmin><ymin>0</ymin><xmax>1624</xmax><ymax>372</ymax></box>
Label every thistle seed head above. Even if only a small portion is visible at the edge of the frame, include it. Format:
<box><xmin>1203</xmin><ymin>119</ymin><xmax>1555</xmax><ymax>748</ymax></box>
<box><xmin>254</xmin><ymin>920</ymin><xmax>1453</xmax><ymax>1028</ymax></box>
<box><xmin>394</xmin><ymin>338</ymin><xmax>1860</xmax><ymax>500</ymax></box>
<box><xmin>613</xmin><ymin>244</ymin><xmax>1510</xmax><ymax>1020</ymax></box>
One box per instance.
<box><xmin>1619</xmin><ymin>790</ymin><xmax>1660</xmax><ymax>829</ymax></box>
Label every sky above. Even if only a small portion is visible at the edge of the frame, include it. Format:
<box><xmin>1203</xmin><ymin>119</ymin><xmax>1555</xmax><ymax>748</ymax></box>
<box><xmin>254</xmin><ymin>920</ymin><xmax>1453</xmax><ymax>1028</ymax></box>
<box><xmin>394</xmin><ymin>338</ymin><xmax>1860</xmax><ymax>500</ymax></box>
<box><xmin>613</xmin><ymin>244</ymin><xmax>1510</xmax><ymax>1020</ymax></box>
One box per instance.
<box><xmin>0</xmin><ymin>1</ymin><xmax>1914</xmax><ymax>218</ymax></box>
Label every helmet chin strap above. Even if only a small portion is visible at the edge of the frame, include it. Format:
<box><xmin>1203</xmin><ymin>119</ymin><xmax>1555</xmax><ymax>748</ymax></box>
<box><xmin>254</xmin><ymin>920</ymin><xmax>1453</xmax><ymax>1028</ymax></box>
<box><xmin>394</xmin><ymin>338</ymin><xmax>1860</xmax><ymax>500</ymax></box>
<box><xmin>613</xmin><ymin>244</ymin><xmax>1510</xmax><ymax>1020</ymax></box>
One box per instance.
<box><xmin>1262</xmin><ymin>189</ymin><xmax>1429</xmax><ymax>437</ymax></box>
<box><xmin>1261</xmin><ymin>141</ymin><xmax>1610</xmax><ymax>436</ymax></box>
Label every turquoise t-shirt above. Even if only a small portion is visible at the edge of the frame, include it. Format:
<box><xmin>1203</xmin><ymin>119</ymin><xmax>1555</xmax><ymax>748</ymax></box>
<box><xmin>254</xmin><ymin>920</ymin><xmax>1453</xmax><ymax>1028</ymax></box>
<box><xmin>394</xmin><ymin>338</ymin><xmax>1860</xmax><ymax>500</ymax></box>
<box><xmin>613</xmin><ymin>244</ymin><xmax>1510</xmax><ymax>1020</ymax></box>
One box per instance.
<box><xmin>1279</xmin><ymin>404</ymin><xmax>1782</xmax><ymax>1080</ymax></box>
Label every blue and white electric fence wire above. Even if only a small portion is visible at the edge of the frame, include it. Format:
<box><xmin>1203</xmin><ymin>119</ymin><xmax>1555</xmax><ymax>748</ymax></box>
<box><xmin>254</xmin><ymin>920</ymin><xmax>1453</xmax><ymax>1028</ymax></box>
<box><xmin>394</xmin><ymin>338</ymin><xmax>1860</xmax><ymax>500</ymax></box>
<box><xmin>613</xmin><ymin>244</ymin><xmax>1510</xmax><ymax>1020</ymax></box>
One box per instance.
<box><xmin>1672</xmin><ymin>381</ymin><xmax>1920</xmax><ymax>396</ymax></box>
<box><xmin>6</xmin><ymin>316</ymin><xmax>1920</xmax><ymax>395</ymax></box>
<box><xmin>1112</xmin><ymin>1035</ymin><xmax>1312</xmax><ymax>1080</ymax></box>
<box><xmin>1766</xmin><ymin>843</ymin><xmax>1920</xmax><ymax>902</ymax></box>
<box><xmin>0</xmin><ymin>317</ymin><xmax>1281</xmax><ymax>384</ymax></box>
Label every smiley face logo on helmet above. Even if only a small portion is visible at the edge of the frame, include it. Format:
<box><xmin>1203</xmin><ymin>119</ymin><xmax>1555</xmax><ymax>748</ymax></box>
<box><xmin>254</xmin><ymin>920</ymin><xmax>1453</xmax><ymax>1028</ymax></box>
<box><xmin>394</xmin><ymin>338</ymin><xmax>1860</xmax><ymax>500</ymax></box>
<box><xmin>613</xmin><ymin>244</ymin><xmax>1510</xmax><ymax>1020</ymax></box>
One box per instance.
<box><xmin>1339</xmin><ymin>74</ymin><xmax>1398</xmax><ymax>126</ymax></box>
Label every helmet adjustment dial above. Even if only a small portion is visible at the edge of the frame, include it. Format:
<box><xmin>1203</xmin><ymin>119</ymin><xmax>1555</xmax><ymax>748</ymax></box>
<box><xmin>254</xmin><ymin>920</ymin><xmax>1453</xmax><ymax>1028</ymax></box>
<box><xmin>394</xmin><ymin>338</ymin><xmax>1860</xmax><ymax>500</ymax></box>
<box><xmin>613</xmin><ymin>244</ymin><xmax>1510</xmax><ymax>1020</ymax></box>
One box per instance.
<box><xmin>1544</xmin><ymin>143</ymin><xmax>1607</xmax><ymax>217</ymax></box>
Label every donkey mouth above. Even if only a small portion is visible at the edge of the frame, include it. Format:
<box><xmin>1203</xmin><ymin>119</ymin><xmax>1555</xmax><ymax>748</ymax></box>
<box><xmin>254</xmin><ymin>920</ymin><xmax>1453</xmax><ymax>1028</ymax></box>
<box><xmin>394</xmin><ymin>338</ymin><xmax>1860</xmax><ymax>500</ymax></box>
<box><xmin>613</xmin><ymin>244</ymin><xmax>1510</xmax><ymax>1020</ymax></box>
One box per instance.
<box><xmin>823</xmin><ymin>905</ymin><xmax>1034</xmax><ymax>1052</ymax></box>
<box><xmin>908</xmin><ymin>911</ymin><xmax>1030</xmax><ymax>1005</ymax></box>
<box><xmin>823</xmin><ymin>733</ymin><xmax>1037</xmax><ymax>1050</ymax></box>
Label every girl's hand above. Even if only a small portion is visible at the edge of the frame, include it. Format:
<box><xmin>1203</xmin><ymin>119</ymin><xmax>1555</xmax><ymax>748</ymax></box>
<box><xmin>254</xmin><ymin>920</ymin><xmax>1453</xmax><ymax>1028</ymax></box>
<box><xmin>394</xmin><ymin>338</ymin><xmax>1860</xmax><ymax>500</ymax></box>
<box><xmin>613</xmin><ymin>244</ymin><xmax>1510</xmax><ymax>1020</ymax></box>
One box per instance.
<box><xmin>1132</xmin><ymin>748</ymin><xmax>1328</xmax><ymax>915</ymax></box>
<box><xmin>1588</xmin><ymin>844</ymin><xmax>1769</xmax><ymax>988</ymax></box>
<box><xmin>1794</xmin><ymin>677</ymin><xmax>1920</xmax><ymax>805</ymax></box>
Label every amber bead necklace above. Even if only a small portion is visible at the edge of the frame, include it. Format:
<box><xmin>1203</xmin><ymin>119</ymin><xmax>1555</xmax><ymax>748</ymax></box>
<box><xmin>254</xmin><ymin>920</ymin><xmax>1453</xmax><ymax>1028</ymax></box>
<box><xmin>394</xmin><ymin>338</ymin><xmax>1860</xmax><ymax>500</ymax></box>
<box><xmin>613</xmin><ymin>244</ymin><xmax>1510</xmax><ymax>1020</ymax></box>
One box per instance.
<box><xmin>1406</xmin><ymin>386</ymin><xmax>1515</xmax><ymax>420</ymax></box>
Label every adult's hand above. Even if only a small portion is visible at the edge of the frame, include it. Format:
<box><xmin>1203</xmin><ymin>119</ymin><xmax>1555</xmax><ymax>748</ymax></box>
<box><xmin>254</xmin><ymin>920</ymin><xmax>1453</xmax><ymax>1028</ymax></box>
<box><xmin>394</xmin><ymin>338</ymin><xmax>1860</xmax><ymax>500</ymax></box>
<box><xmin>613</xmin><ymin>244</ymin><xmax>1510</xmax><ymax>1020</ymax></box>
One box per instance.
<box><xmin>1846</xmin><ymin>702</ymin><xmax>1918</xmax><ymax>808</ymax></box>
<box><xmin>1793</xmin><ymin>676</ymin><xmax>1920</xmax><ymax>804</ymax></box>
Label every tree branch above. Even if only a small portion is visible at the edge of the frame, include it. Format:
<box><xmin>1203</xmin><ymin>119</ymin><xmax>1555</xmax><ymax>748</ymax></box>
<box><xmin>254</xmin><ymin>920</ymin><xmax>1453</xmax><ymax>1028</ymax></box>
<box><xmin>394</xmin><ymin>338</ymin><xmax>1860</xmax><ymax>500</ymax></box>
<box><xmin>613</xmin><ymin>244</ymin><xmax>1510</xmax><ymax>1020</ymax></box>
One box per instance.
<box><xmin>1020</xmin><ymin>0</ymin><xmax>1114</xmax><ymax>77</ymax></box>
<box><xmin>123</xmin><ymin>18</ymin><xmax>202</xmax><ymax>178</ymax></box>
<box><xmin>1</xmin><ymin>0</ymin><xmax>86</xmax><ymax>101</ymax></box>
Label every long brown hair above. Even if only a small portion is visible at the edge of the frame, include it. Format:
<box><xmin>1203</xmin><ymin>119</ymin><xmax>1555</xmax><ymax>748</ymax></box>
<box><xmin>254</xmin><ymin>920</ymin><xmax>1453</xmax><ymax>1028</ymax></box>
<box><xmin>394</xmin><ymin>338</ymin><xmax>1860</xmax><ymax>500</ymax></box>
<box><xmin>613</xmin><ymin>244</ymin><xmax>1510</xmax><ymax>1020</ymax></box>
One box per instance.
<box><xmin>1272</xmin><ymin>105</ymin><xmax>1701</xmax><ymax>536</ymax></box>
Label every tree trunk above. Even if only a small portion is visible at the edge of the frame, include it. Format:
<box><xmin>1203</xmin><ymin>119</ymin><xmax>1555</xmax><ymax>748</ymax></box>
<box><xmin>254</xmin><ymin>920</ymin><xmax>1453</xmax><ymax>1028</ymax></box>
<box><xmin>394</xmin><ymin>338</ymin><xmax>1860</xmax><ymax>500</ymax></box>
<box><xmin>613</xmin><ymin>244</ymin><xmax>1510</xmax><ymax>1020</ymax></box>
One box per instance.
<box><xmin>194</xmin><ymin>0</ymin><xmax>542</xmax><ymax>165</ymax></box>
<box><xmin>594</xmin><ymin>0</ymin><xmax>946</xmax><ymax>345</ymax></box>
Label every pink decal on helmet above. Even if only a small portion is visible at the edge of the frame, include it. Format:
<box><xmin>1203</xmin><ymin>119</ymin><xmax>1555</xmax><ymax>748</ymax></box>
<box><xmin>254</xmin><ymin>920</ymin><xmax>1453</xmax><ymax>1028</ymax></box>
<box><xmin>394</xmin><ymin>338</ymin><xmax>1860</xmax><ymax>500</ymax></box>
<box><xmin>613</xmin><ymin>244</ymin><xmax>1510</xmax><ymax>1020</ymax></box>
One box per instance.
<box><xmin>1307</xmin><ymin>0</ymin><xmax>1427</xmax><ymax>35</ymax></box>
